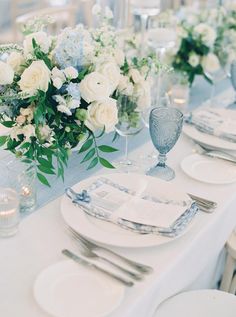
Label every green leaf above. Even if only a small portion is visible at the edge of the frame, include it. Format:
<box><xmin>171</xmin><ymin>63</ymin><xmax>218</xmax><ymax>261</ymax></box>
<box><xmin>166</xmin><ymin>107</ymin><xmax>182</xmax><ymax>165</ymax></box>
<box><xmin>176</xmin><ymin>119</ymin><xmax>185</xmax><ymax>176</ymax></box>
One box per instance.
<box><xmin>38</xmin><ymin>165</ymin><xmax>55</xmax><ymax>175</ymax></box>
<box><xmin>96</xmin><ymin>126</ymin><xmax>105</xmax><ymax>138</ymax></box>
<box><xmin>37</xmin><ymin>172</ymin><xmax>51</xmax><ymax>187</ymax></box>
<box><xmin>81</xmin><ymin>148</ymin><xmax>95</xmax><ymax>163</ymax></box>
<box><xmin>87</xmin><ymin>157</ymin><xmax>98</xmax><ymax>170</ymax></box>
<box><xmin>99</xmin><ymin>157</ymin><xmax>115</xmax><ymax>169</ymax></box>
<box><xmin>20</xmin><ymin>142</ymin><xmax>31</xmax><ymax>149</ymax></box>
<box><xmin>0</xmin><ymin>135</ymin><xmax>7</xmax><ymax>146</ymax></box>
<box><xmin>1</xmin><ymin>121</ymin><xmax>15</xmax><ymax>128</ymax></box>
<box><xmin>79</xmin><ymin>138</ymin><xmax>93</xmax><ymax>153</ymax></box>
<box><xmin>38</xmin><ymin>157</ymin><xmax>53</xmax><ymax>169</ymax></box>
<box><xmin>98</xmin><ymin>145</ymin><xmax>118</xmax><ymax>153</ymax></box>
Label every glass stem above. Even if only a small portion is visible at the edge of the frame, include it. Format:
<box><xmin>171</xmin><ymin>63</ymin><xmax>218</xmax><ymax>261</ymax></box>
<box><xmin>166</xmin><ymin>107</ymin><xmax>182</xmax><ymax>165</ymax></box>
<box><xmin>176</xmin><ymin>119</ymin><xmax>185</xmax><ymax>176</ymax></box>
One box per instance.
<box><xmin>140</xmin><ymin>14</ymin><xmax>149</xmax><ymax>57</ymax></box>
<box><xmin>124</xmin><ymin>136</ymin><xmax>129</xmax><ymax>163</ymax></box>
<box><xmin>210</xmin><ymin>82</ymin><xmax>215</xmax><ymax>106</ymax></box>
<box><xmin>157</xmin><ymin>153</ymin><xmax>166</xmax><ymax>167</ymax></box>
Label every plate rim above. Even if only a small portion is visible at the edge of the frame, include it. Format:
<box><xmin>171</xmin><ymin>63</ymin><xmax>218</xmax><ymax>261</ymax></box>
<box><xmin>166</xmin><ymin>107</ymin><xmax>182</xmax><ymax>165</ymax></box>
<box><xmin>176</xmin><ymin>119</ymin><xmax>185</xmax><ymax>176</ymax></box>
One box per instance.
<box><xmin>183</xmin><ymin>124</ymin><xmax>236</xmax><ymax>151</ymax></box>
<box><xmin>33</xmin><ymin>259</ymin><xmax>125</xmax><ymax>317</ymax></box>
<box><xmin>181</xmin><ymin>153</ymin><xmax>236</xmax><ymax>185</ymax></box>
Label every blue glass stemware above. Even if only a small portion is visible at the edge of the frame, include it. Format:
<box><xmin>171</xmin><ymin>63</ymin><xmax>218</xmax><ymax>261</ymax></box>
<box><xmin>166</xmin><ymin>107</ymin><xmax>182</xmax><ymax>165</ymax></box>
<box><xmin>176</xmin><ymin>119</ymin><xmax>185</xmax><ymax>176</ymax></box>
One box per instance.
<box><xmin>147</xmin><ymin>107</ymin><xmax>183</xmax><ymax>181</ymax></box>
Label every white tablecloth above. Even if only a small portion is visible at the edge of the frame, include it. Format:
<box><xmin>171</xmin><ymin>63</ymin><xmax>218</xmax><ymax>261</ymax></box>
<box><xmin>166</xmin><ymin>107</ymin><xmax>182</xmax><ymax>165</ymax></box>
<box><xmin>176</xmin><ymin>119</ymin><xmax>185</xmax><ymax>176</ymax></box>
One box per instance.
<box><xmin>0</xmin><ymin>128</ymin><xmax>236</xmax><ymax>316</ymax></box>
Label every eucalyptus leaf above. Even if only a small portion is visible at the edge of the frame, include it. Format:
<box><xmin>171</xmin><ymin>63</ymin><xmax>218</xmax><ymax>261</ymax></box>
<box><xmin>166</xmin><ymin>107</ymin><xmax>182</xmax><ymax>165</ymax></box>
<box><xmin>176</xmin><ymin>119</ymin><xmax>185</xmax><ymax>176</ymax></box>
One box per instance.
<box><xmin>37</xmin><ymin>172</ymin><xmax>51</xmax><ymax>187</ymax></box>
<box><xmin>81</xmin><ymin>148</ymin><xmax>95</xmax><ymax>163</ymax></box>
<box><xmin>99</xmin><ymin>157</ymin><xmax>115</xmax><ymax>169</ymax></box>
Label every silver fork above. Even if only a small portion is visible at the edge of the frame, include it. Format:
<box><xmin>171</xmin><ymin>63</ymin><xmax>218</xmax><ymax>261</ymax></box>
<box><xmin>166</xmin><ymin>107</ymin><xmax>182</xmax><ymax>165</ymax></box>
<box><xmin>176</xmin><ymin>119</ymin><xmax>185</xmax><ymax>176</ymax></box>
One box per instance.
<box><xmin>188</xmin><ymin>193</ymin><xmax>217</xmax><ymax>213</ymax></box>
<box><xmin>69</xmin><ymin>231</ymin><xmax>143</xmax><ymax>281</ymax></box>
<box><xmin>67</xmin><ymin>226</ymin><xmax>153</xmax><ymax>274</ymax></box>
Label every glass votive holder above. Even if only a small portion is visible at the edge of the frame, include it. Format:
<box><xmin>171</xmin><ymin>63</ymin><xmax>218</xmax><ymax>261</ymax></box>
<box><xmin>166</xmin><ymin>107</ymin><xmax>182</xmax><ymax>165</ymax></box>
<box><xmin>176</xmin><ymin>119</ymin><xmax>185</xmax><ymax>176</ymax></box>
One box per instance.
<box><xmin>7</xmin><ymin>159</ymin><xmax>37</xmax><ymax>214</ymax></box>
<box><xmin>0</xmin><ymin>187</ymin><xmax>20</xmax><ymax>237</ymax></box>
<box><xmin>169</xmin><ymin>84</ymin><xmax>189</xmax><ymax>113</ymax></box>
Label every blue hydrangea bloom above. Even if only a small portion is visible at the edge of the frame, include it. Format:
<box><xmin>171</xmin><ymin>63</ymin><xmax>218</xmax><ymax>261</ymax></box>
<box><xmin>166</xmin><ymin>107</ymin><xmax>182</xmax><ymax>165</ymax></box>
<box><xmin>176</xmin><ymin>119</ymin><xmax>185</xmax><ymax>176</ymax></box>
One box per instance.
<box><xmin>67</xmin><ymin>83</ymin><xmax>81</xmax><ymax>100</ymax></box>
<box><xmin>54</xmin><ymin>30</ymin><xmax>84</xmax><ymax>69</ymax></box>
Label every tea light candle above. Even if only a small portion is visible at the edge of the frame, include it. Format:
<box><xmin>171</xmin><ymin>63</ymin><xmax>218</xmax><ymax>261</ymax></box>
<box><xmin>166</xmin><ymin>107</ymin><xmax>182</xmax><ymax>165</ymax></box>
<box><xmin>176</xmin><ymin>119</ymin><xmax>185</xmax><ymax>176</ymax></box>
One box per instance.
<box><xmin>170</xmin><ymin>84</ymin><xmax>189</xmax><ymax>112</ymax></box>
<box><xmin>21</xmin><ymin>186</ymin><xmax>31</xmax><ymax>197</ymax></box>
<box><xmin>0</xmin><ymin>188</ymin><xmax>19</xmax><ymax>237</ymax></box>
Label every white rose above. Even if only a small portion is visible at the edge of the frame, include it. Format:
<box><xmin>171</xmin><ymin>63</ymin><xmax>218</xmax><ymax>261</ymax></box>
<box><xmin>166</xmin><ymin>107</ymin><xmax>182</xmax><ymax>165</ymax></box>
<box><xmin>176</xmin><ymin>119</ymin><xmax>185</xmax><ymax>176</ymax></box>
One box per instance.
<box><xmin>133</xmin><ymin>81</ymin><xmax>151</xmax><ymax>110</ymax></box>
<box><xmin>63</xmin><ymin>66</ymin><xmax>78</xmax><ymax>79</ymax></box>
<box><xmin>19</xmin><ymin>61</ymin><xmax>51</xmax><ymax>96</ymax></box>
<box><xmin>23</xmin><ymin>31</ymin><xmax>51</xmax><ymax>56</ymax></box>
<box><xmin>177</xmin><ymin>26</ymin><xmax>188</xmax><ymax>39</ymax></box>
<box><xmin>194</xmin><ymin>23</ymin><xmax>216</xmax><ymax>47</ymax></box>
<box><xmin>22</xmin><ymin>124</ymin><xmax>35</xmax><ymax>141</ymax></box>
<box><xmin>96</xmin><ymin>62</ymin><xmax>120</xmax><ymax>93</ymax></box>
<box><xmin>113</xmin><ymin>49</ymin><xmax>125</xmax><ymax>66</ymax></box>
<box><xmin>129</xmin><ymin>69</ymin><xmax>143</xmax><ymax>84</ymax></box>
<box><xmin>188</xmin><ymin>53</ymin><xmax>200</xmax><ymax>67</ymax></box>
<box><xmin>201</xmin><ymin>53</ymin><xmax>220</xmax><ymax>74</ymax></box>
<box><xmin>0</xmin><ymin>61</ymin><xmax>14</xmax><ymax>85</ymax></box>
<box><xmin>118</xmin><ymin>75</ymin><xmax>134</xmax><ymax>96</ymax></box>
<box><xmin>85</xmin><ymin>98</ymin><xmax>118</xmax><ymax>133</ymax></box>
<box><xmin>80</xmin><ymin>72</ymin><xmax>111</xmax><ymax>103</ymax></box>
<box><xmin>7</xmin><ymin>52</ymin><xmax>25</xmax><ymax>74</ymax></box>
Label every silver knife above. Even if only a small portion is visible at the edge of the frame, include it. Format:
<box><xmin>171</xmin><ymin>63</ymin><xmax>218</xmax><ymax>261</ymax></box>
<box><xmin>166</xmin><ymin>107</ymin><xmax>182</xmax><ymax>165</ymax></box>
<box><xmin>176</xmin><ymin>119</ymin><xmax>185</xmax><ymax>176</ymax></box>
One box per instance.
<box><xmin>62</xmin><ymin>249</ymin><xmax>134</xmax><ymax>287</ymax></box>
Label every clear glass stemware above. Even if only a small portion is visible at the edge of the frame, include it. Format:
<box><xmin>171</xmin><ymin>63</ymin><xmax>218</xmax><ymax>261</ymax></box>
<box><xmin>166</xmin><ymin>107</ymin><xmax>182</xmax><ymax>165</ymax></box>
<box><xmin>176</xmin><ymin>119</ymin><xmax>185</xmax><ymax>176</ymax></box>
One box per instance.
<box><xmin>130</xmin><ymin>0</ymin><xmax>160</xmax><ymax>56</ymax></box>
<box><xmin>147</xmin><ymin>107</ymin><xmax>183</xmax><ymax>181</ymax></box>
<box><xmin>115</xmin><ymin>94</ymin><xmax>144</xmax><ymax>172</ymax></box>
<box><xmin>228</xmin><ymin>60</ymin><xmax>236</xmax><ymax>109</ymax></box>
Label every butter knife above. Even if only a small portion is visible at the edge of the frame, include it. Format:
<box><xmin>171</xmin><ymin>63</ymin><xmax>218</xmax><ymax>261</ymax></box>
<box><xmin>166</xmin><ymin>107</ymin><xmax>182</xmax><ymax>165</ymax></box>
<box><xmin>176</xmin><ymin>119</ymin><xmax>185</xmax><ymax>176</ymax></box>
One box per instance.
<box><xmin>62</xmin><ymin>249</ymin><xmax>134</xmax><ymax>287</ymax></box>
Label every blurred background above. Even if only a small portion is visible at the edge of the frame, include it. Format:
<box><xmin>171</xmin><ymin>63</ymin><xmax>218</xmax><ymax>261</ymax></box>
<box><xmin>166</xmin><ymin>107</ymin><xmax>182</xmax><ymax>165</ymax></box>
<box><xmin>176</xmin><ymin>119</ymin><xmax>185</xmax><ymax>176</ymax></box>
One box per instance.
<box><xmin>0</xmin><ymin>0</ymin><xmax>219</xmax><ymax>44</ymax></box>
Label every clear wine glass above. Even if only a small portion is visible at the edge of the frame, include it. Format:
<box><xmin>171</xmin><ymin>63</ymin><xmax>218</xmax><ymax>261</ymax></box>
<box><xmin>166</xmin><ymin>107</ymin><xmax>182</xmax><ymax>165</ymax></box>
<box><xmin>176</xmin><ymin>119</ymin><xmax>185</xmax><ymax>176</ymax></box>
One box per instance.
<box><xmin>148</xmin><ymin>15</ymin><xmax>177</xmax><ymax>104</ymax></box>
<box><xmin>146</xmin><ymin>107</ymin><xmax>183</xmax><ymax>181</ymax></box>
<box><xmin>228</xmin><ymin>60</ymin><xmax>236</xmax><ymax>109</ymax></box>
<box><xmin>115</xmin><ymin>94</ymin><xmax>144</xmax><ymax>172</ymax></box>
<box><xmin>130</xmin><ymin>0</ymin><xmax>160</xmax><ymax>56</ymax></box>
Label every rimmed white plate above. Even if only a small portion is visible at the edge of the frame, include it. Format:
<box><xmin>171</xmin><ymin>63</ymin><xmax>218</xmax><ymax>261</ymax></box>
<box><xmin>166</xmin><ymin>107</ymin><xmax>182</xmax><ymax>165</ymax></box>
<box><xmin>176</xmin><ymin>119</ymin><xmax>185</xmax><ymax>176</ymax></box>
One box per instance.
<box><xmin>183</xmin><ymin>124</ymin><xmax>236</xmax><ymax>151</ymax></box>
<box><xmin>155</xmin><ymin>290</ymin><xmax>236</xmax><ymax>317</ymax></box>
<box><xmin>61</xmin><ymin>173</ymin><xmax>197</xmax><ymax>248</ymax></box>
<box><xmin>34</xmin><ymin>260</ymin><xmax>125</xmax><ymax>317</ymax></box>
<box><xmin>181</xmin><ymin>154</ymin><xmax>236</xmax><ymax>185</ymax></box>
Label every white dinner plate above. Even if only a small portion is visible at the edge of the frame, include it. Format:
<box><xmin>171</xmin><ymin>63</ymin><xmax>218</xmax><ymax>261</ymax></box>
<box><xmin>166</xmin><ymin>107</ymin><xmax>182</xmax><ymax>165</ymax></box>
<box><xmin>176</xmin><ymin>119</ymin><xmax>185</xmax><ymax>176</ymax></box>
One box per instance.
<box><xmin>61</xmin><ymin>173</ymin><xmax>197</xmax><ymax>248</ymax></box>
<box><xmin>34</xmin><ymin>260</ymin><xmax>125</xmax><ymax>317</ymax></box>
<box><xmin>183</xmin><ymin>124</ymin><xmax>236</xmax><ymax>151</ymax></box>
<box><xmin>155</xmin><ymin>290</ymin><xmax>236</xmax><ymax>317</ymax></box>
<box><xmin>181</xmin><ymin>154</ymin><xmax>236</xmax><ymax>185</ymax></box>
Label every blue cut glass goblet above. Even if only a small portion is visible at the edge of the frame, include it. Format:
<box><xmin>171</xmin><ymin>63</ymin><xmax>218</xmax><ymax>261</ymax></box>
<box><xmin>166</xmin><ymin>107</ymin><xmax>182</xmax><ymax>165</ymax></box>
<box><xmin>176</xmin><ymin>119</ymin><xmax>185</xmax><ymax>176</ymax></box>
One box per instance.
<box><xmin>147</xmin><ymin>107</ymin><xmax>183</xmax><ymax>181</ymax></box>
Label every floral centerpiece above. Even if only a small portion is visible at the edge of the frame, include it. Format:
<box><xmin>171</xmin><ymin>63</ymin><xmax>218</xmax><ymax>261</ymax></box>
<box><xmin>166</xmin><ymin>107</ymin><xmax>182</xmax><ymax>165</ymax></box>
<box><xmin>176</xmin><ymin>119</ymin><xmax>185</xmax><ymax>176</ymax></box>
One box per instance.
<box><xmin>0</xmin><ymin>5</ymin><xmax>156</xmax><ymax>186</ymax></box>
<box><xmin>164</xmin><ymin>7</ymin><xmax>232</xmax><ymax>85</ymax></box>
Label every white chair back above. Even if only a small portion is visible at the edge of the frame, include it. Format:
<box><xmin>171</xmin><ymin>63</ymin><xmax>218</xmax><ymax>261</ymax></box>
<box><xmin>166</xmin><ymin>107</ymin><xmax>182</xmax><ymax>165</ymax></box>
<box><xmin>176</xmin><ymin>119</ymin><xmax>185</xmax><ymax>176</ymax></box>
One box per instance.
<box><xmin>15</xmin><ymin>5</ymin><xmax>77</xmax><ymax>39</ymax></box>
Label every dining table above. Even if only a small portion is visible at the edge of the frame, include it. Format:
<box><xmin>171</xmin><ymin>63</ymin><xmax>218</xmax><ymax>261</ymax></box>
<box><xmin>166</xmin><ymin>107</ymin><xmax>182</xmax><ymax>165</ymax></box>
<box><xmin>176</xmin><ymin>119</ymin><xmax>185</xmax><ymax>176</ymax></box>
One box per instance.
<box><xmin>0</xmin><ymin>76</ymin><xmax>236</xmax><ymax>317</ymax></box>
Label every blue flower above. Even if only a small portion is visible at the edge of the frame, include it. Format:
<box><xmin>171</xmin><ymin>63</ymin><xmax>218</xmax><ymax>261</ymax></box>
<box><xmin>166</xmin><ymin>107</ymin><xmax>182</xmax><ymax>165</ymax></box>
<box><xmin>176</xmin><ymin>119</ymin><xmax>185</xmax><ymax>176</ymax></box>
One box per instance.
<box><xmin>67</xmin><ymin>83</ymin><xmax>81</xmax><ymax>100</ymax></box>
<box><xmin>54</xmin><ymin>30</ymin><xmax>84</xmax><ymax>69</ymax></box>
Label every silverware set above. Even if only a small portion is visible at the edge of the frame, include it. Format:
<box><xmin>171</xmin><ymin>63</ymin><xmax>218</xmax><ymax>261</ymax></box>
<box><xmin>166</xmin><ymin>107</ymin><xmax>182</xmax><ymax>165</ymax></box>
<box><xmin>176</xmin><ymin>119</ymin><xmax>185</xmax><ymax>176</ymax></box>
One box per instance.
<box><xmin>63</xmin><ymin>226</ymin><xmax>153</xmax><ymax>286</ymax></box>
<box><xmin>187</xmin><ymin>193</ymin><xmax>217</xmax><ymax>213</ymax></box>
<box><xmin>194</xmin><ymin>143</ymin><xmax>236</xmax><ymax>164</ymax></box>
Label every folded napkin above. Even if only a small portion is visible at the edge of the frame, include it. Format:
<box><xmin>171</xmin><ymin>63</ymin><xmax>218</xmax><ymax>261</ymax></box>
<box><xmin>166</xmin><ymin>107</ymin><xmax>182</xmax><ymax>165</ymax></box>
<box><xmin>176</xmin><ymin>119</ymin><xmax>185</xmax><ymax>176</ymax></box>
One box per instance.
<box><xmin>66</xmin><ymin>177</ymin><xmax>198</xmax><ymax>237</ymax></box>
<box><xmin>185</xmin><ymin>108</ymin><xmax>236</xmax><ymax>142</ymax></box>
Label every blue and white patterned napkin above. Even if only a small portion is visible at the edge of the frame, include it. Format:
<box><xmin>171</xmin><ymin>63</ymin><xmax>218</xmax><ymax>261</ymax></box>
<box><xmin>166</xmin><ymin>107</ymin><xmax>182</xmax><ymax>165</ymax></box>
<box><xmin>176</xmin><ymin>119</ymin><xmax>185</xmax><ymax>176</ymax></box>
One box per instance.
<box><xmin>185</xmin><ymin>108</ymin><xmax>236</xmax><ymax>142</ymax></box>
<box><xmin>66</xmin><ymin>177</ymin><xmax>198</xmax><ymax>238</ymax></box>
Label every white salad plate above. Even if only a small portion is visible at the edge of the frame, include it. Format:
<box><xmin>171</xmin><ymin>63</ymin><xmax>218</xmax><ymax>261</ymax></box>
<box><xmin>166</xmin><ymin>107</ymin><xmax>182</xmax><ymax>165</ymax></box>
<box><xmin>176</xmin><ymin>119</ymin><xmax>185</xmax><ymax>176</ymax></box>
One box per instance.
<box><xmin>61</xmin><ymin>173</ymin><xmax>197</xmax><ymax>248</ymax></box>
<box><xmin>181</xmin><ymin>154</ymin><xmax>236</xmax><ymax>185</ymax></box>
<box><xmin>183</xmin><ymin>124</ymin><xmax>236</xmax><ymax>152</ymax></box>
<box><xmin>34</xmin><ymin>260</ymin><xmax>125</xmax><ymax>317</ymax></box>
